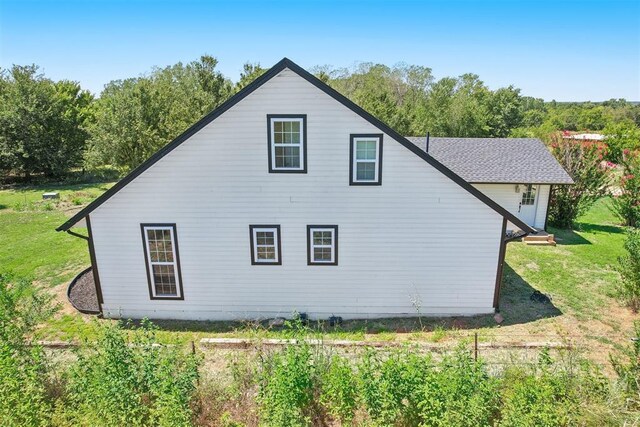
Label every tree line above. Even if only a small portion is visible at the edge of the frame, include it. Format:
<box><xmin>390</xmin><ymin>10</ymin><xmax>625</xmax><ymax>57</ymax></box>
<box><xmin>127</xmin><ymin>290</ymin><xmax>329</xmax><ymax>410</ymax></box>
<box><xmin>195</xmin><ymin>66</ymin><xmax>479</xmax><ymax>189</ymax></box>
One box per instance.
<box><xmin>1</xmin><ymin>54</ymin><xmax>638</xmax><ymax>180</ymax></box>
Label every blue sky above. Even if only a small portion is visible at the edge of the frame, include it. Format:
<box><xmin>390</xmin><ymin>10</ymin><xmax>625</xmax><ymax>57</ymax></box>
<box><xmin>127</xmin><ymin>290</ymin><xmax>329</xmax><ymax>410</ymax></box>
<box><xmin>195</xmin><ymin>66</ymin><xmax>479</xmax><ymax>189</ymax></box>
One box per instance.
<box><xmin>1</xmin><ymin>0</ymin><xmax>638</xmax><ymax>101</ymax></box>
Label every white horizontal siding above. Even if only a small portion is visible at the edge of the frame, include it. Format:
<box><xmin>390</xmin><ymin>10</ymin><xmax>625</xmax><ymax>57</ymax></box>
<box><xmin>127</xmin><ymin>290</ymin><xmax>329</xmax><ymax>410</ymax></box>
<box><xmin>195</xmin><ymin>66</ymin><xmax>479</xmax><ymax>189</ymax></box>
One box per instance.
<box><xmin>534</xmin><ymin>185</ymin><xmax>550</xmax><ymax>229</ymax></box>
<box><xmin>473</xmin><ymin>183</ymin><xmax>551</xmax><ymax>231</ymax></box>
<box><xmin>91</xmin><ymin>68</ymin><xmax>504</xmax><ymax>320</ymax></box>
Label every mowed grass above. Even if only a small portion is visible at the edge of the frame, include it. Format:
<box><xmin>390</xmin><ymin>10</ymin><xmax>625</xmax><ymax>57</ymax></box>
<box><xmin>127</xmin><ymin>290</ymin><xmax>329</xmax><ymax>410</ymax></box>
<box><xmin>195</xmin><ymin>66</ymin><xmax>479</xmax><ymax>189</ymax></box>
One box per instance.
<box><xmin>0</xmin><ymin>181</ymin><xmax>634</xmax><ymax>345</ymax></box>
<box><xmin>0</xmin><ymin>182</ymin><xmax>112</xmax><ymax>286</ymax></box>
<box><xmin>505</xmin><ymin>198</ymin><xmax>625</xmax><ymax>322</ymax></box>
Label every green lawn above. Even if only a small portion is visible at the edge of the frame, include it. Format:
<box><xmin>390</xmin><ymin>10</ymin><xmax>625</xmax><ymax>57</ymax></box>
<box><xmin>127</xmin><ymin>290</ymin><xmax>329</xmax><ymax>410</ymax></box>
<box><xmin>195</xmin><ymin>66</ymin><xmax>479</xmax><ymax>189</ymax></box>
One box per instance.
<box><xmin>505</xmin><ymin>198</ymin><xmax>625</xmax><ymax>322</ymax></box>
<box><xmin>0</xmin><ymin>183</ymin><xmax>635</xmax><ymax>347</ymax></box>
<box><xmin>0</xmin><ymin>182</ymin><xmax>113</xmax><ymax>287</ymax></box>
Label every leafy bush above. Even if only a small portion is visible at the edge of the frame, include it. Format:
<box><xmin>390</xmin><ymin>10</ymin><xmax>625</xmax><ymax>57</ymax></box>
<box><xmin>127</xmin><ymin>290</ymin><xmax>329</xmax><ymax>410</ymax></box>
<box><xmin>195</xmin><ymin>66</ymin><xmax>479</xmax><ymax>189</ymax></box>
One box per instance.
<box><xmin>499</xmin><ymin>352</ymin><xmax>578</xmax><ymax>427</ymax></box>
<box><xmin>58</xmin><ymin>319</ymin><xmax>200</xmax><ymax>427</ymax></box>
<box><xmin>610</xmin><ymin>321</ymin><xmax>640</xmax><ymax>408</ymax></box>
<box><xmin>420</xmin><ymin>349</ymin><xmax>499</xmax><ymax>427</ymax></box>
<box><xmin>547</xmin><ymin>133</ymin><xmax>610</xmax><ymax>228</ymax></box>
<box><xmin>617</xmin><ymin>229</ymin><xmax>640</xmax><ymax>311</ymax></box>
<box><xmin>358</xmin><ymin>347</ymin><xmax>430</xmax><ymax>425</ymax></box>
<box><xmin>0</xmin><ymin>273</ymin><xmax>58</xmax><ymax>427</ymax></box>
<box><xmin>257</xmin><ymin>343</ymin><xmax>317</xmax><ymax>427</ymax></box>
<box><xmin>613</xmin><ymin>150</ymin><xmax>640</xmax><ymax>227</ymax></box>
<box><xmin>319</xmin><ymin>355</ymin><xmax>358</xmax><ymax>424</ymax></box>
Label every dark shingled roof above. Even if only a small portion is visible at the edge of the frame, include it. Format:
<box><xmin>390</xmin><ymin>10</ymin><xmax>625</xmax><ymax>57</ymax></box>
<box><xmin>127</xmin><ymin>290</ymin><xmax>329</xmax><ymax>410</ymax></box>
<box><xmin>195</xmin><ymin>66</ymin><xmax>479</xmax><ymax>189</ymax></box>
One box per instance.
<box><xmin>405</xmin><ymin>137</ymin><xmax>574</xmax><ymax>185</ymax></box>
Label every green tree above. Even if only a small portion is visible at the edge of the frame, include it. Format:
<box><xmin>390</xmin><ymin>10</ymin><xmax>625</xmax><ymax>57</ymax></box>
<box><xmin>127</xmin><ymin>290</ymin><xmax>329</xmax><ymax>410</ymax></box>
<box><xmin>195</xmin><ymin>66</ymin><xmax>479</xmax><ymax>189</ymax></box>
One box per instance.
<box><xmin>547</xmin><ymin>134</ymin><xmax>610</xmax><ymax>228</ymax></box>
<box><xmin>0</xmin><ymin>65</ymin><xmax>93</xmax><ymax>178</ymax></box>
<box><xmin>235</xmin><ymin>62</ymin><xmax>267</xmax><ymax>91</ymax></box>
<box><xmin>86</xmin><ymin>55</ymin><xmax>232</xmax><ymax>171</ymax></box>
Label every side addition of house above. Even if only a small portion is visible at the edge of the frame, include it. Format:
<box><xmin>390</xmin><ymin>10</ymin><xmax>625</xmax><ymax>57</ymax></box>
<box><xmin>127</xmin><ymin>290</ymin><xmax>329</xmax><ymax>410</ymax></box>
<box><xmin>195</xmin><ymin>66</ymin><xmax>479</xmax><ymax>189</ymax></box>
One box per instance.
<box><xmin>58</xmin><ymin>58</ymin><xmax>570</xmax><ymax>321</ymax></box>
<box><xmin>406</xmin><ymin>137</ymin><xmax>573</xmax><ymax>233</ymax></box>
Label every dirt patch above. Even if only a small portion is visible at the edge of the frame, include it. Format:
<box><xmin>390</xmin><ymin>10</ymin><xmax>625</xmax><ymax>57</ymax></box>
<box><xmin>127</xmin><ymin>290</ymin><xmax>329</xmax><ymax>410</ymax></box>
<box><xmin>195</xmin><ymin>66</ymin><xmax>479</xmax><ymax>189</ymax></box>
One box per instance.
<box><xmin>68</xmin><ymin>268</ymin><xmax>99</xmax><ymax>314</ymax></box>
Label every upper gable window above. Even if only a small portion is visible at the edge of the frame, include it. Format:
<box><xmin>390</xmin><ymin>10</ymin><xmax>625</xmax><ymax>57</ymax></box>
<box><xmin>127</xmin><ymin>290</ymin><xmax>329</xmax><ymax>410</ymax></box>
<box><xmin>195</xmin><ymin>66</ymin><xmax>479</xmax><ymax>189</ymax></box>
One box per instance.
<box><xmin>350</xmin><ymin>134</ymin><xmax>383</xmax><ymax>185</ymax></box>
<box><xmin>267</xmin><ymin>115</ymin><xmax>307</xmax><ymax>173</ymax></box>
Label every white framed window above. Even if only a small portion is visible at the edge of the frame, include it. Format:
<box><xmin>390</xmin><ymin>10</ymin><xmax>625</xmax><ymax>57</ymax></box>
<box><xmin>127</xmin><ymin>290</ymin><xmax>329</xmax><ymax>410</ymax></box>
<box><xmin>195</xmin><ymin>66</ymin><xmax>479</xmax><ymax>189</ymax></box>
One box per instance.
<box><xmin>268</xmin><ymin>115</ymin><xmax>307</xmax><ymax>173</ymax></box>
<box><xmin>350</xmin><ymin>134</ymin><xmax>383</xmax><ymax>185</ymax></box>
<box><xmin>141</xmin><ymin>224</ymin><xmax>183</xmax><ymax>299</ymax></box>
<box><xmin>307</xmin><ymin>225</ymin><xmax>338</xmax><ymax>265</ymax></box>
<box><xmin>250</xmin><ymin>225</ymin><xmax>281</xmax><ymax>265</ymax></box>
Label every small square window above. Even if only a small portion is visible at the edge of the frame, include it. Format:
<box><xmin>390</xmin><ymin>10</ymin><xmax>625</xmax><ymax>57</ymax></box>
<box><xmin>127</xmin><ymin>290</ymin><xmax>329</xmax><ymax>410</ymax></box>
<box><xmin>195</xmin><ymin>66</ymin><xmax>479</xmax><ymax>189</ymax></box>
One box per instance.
<box><xmin>307</xmin><ymin>225</ymin><xmax>338</xmax><ymax>265</ymax></box>
<box><xmin>350</xmin><ymin>134</ymin><xmax>383</xmax><ymax>185</ymax></box>
<box><xmin>250</xmin><ymin>225</ymin><xmax>282</xmax><ymax>265</ymax></box>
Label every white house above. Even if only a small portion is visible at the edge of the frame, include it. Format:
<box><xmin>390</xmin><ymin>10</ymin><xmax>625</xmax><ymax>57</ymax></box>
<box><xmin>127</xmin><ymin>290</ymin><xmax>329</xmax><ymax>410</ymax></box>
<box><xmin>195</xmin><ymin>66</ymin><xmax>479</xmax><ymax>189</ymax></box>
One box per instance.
<box><xmin>58</xmin><ymin>58</ymin><xmax>570</xmax><ymax>321</ymax></box>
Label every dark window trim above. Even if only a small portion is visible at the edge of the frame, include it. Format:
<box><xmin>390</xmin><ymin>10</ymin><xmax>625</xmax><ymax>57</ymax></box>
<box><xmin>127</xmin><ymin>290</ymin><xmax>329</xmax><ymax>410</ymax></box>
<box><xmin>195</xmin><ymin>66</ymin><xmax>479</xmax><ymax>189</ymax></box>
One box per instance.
<box><xmin>349</xmin><ymin>134</ymin><xmax>383</xmax><ymax>186</ymax></box>
<box><xmin>267</xmin><ymin>114</ymin><xmax>307</xmax><ymax>173</ymax></box>
<box><xmin>249</xmin><ymin>224</ymin><xmax>282</xmax><ymax>265</ymax></box>
<box><xmin>140</xmin><ymin>223</ymin><xmax>185</xmax><ymax>301</ymax></box>
<box><xmin>307</xmin><ymin>225</ymin><xmax>338</xmax><ymax>266</ymax></box>
<box><xmin>57</xmin><ymin>58</ymin><xmax>533</xmax><ymax>234</ymax></box>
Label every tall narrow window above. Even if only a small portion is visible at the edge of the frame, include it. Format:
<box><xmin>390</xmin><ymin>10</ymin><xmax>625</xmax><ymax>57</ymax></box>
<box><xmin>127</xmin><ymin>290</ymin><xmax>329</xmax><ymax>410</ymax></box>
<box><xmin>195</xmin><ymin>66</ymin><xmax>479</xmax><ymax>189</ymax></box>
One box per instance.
<box><xmin>250</xmin><ymin>225</ymin><xmax>282</xmax><ymax>265</ymax></box>
<box><xmin>350</xmin><ymin>134</ymin><xmax>383</xmax><ymax>185</ymax></box>
<box><xmin>141</xmin><ymin>224</ymin><xmax>183</xmax><ymax>300</ymax></box>
<box><xmin>268</xmin><ymin>115</ymin><xmax>307</xmax><ymax>173</ymax></box>
<box><xmin>307</xmin><ymin>225</ymin><xmax>338</xmax><ymax>265</ymax></box>
<box><xmin>521</xmin><ymin>184</ymin><xmax>536</xmax><ymax>205</ymax></box>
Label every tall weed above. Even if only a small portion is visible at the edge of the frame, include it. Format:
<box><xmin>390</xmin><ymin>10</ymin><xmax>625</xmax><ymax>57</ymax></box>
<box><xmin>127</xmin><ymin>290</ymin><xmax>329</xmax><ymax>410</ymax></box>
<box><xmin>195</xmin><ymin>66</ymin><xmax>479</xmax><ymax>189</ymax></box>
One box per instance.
<box><xmin>57</xmin><ymin>319</ymin><xmax>200</xmax><ymax>427</ymax></box>
<box><xmin>0</xmin><ymin>273</ymin><xmax>57</xmax><ymax>427</ymax></box>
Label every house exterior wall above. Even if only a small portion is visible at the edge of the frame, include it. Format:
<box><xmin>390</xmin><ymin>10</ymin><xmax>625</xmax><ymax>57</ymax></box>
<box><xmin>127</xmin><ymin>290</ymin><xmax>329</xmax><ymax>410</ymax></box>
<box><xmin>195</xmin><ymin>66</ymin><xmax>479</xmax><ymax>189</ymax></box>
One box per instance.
<box><xmin>473</xmin><ymin>183</ymin><xmax>550</xmax><ymax>230</ymax></box>
<box><xmin>89</xmin><ymin>68</ymin><xmax>505</xmax><ymax>321</ymax></box>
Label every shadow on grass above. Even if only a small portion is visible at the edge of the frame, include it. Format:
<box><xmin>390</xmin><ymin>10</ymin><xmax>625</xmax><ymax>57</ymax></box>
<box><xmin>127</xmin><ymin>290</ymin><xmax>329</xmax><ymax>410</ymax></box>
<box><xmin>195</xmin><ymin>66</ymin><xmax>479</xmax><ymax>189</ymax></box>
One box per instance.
<box><xmin>550</xmin><ymin>221</ymin><xmax>624</xmax><ymax>246</ymax></box>
<box><xmin>121</xmin><ymin>263</ymin><xmax>561</xmax><ymax>337</ymax></box>
<box><xmin>552</xmin><ymin>228</ymin><xmax>591</xmax><ymax>246</ymax></box>
<box><xmin>0</xmin><ymin>204</ymin><xmax>7</xmax><ymax>210</ymax></box>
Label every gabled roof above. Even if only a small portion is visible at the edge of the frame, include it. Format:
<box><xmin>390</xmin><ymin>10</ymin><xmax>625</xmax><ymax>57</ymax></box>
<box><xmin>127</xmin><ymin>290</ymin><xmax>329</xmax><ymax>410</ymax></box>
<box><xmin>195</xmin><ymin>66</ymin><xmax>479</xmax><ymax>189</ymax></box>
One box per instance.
<box><xmin>406</xmin><ymin>137</ymin><xmax>574</xmax><ymax>185</ymax></box>
<box><xmin>58</xmin><ymin>58</ymin><xmax>534</xmax><ymax>233</ymax></box>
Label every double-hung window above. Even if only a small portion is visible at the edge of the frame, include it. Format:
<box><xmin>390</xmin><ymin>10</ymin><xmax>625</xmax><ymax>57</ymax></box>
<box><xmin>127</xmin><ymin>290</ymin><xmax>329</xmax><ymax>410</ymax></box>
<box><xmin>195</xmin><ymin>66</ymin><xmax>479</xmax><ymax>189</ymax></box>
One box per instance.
<box><xmin>141</xmin><ymin>224</ymin><xmax>183</xmax><ymax>299</ymax></box>
<box><xmin>307</xmin><ymin>225</ymin><xmax>338</xmax><ymax>265</ymax></box>
<box><xmin>350</xmin><ymin>134</ymin><xmax>383</xmax><ymax>185</ymax></box>
<box><xmin>268</xmin><ymin>115</ymin><xmax>307</xmax><ymax>173</ymax></box>
<box><xmin>250</xmin><ymin>225</ymin><xmax>282</xmax><ymax>265</ymax></box>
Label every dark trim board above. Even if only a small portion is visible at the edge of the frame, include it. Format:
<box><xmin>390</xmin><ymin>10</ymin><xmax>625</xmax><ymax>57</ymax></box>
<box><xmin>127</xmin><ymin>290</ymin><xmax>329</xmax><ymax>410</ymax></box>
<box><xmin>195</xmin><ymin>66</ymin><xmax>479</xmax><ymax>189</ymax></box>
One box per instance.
<box><xmin>267</xmin><ymin>114</ymin><xmax>308</xmax><ymax>173</ymax></box>
<box><xmin>249</xmin><ymin>225</ymin><xmax>283</xmax><ymax>265</ymax></box>
<box><xmin>349</xmin><ymin>133</ymin><xmax>383</xmax><ymax>186</ymax></box>
<box><xmin>140</xmin><ymin>223</ymin><xmax>185</xmax><ymax>301</ymax></box>
<box><xmin>86</xmin><ymin>215</ymin><xmax>104</xmax><ymax>308</ymax></box>
<box><xmin>493</xmin><ymin>218</ymin><xmax>508</xmax><ymax>310</ymax></box>
<box><xmin>468</xmin><ymin>182</ymin><xmax>573</xmax><ymax>186</ymax></box>
<box><xmin>56</xmin><ymin>57</ymin><xmax>534</xmax><ymax>234</ymax></box>
<box><xmin>307</xmin><ymin>225</ymin><xmax>339</xmax><ymax>266</ymax></box>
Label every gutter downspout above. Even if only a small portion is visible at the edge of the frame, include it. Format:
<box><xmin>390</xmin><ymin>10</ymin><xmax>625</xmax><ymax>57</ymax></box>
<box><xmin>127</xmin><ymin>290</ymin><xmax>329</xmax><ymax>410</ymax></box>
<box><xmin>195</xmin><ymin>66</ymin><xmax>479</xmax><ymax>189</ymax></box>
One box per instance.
<box><xmin>64</xmin><ymin>216</ymin><xmax>103</xmax><ymax>315</ymax></box>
